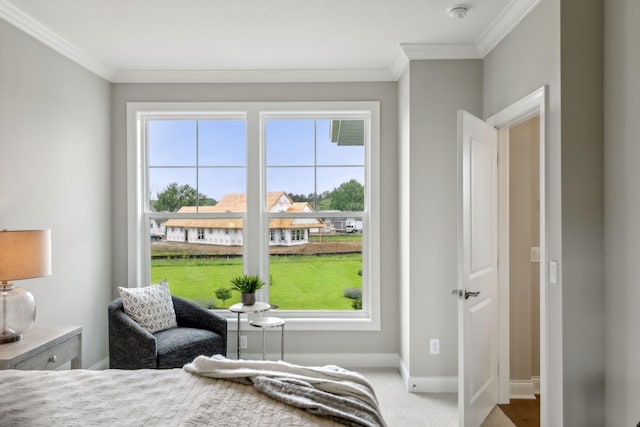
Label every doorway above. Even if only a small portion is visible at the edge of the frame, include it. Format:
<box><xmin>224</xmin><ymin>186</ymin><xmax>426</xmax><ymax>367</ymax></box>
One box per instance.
<box><xmin>498</xmin><ymin>116</ymin><xmax>542</xmax><ymax>426</ymax></box>
<box><xmin>489</xmin><ymin>87</ymin><xmax>547</xmax><ymax>426</ymax></box>
<box><xmin>456</xmin><ymin>87</ymin><xmax>548</xmax><ymax>427</ymax></box>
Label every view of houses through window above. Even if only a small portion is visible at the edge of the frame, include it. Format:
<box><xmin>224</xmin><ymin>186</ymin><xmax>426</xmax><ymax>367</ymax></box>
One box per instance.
<box><xmin>144</xmin><ymin>113</ymin><xmax>368</xmax><ymax>312</ymax></box>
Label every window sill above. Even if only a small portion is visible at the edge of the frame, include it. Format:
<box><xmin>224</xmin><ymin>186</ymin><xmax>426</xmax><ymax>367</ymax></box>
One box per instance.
<box><xmin>220</xmin><ymin>310</ymin><xmax>380</xmax><ymax>331</ymax></box>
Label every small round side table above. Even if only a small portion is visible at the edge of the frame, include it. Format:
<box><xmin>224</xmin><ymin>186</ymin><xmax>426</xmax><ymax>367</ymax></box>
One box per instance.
<box><xmin>229</xmin><ymin>302</ymin><xmax>271</xmax><ymax>359</ymax></box>
<box><xmin>249</xmin><ymin>316</ymin><xmax>285</xmax><ymax>361</ymax></box>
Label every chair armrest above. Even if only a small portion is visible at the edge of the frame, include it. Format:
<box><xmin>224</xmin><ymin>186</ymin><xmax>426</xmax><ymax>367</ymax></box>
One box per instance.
<box><xmin>172</xmin><ymin>296</ymin><xmax>228</xmax><ymax>342</ymax></box>
<box><xmin>108</xmin><ymin>299</ymin><xmax>157</xmax><ymax>369</ymax></box>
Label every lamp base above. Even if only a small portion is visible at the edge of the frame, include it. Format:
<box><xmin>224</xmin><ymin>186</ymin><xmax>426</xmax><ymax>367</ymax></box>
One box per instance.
<box><xmin>0</xmin><ymin>328</ymin><xmax>23</xmax><ymax>344</ymax></box>
<box><xmin>0</xmin><ymin>283</ymin><xmax>35</xmax><ymax>345</ymax></box>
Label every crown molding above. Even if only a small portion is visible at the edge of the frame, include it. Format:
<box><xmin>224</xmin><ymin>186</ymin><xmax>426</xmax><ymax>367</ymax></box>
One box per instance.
<box><xmin>401</xmin><ymin>43</ymin><xmax>481</xmax><ymax>60</ymax></box>
<box><xmin>112</xmin><ymin>68</ymin><xmax>396</xmax><ymax>83</ymax></box>
<box><xmin>0</xmin><ymin>0</ymin><xmax>115</xmax><ymax>81</ymax></box>
<box><xmin>1</xmin><ymin>0</ymin><xmax>540</xmax><ymax>84</ymax></box>
<box><xmin>476</xmin><ymin>0</ymin><xmax>542</xmax><ymax>57</ymax></box>
<box><xmin>390</xmin><ymin>47</ymin><xmax>410</xmax><ymax>80</ymax></box>
<box><xmin>390</xmin><ymin>43</ymin><xmax>481</xmax><ymax>80</ymax></box>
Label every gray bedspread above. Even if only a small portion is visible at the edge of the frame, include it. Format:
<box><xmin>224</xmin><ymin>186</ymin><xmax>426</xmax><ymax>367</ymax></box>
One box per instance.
<box><xmin>0</xmin><ymin>368</ymin><xmax>340</xmax><ymax>426</ymax></box>
<box><xmin>184</xmin><ymin>355</ymin><xmax>387</xmax><ymax>427</ymax></box>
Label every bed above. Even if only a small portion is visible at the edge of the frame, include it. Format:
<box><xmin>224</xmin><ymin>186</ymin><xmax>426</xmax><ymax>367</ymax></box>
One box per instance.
<box><xmin>0</xmin><ymin>356</ymin><xmax>386</xmax><ymax>427</ymax></box>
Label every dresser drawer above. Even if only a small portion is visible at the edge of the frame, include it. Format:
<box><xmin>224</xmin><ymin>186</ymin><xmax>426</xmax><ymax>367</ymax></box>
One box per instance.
<box><xmin>15</xmin><ymin>336</ymin><xmax>80</xmax><ymax>370</ymax></box>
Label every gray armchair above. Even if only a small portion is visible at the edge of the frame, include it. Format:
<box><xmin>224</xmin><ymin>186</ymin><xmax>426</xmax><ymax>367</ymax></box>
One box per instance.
<box><xmin>108</xmin><ymin>296</ymin><xmax>227</xmax><ymax>369</ymax></box>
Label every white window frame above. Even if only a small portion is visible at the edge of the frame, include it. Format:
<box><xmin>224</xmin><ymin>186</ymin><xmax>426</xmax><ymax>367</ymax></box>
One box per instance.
<box><xmin>127</xmin><ymin>101</ymin><xmax>380</xmax><ymax>331</ymax></box>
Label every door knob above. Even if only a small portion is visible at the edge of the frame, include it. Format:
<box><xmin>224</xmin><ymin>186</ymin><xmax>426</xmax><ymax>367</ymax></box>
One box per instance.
<box><xmin>465</xmin><ymin>289</ymin><xmax>480</xmax><ymax>299</ymax></box>
<box><xmin>451</xmin><ymin>288</ymin><xmax>480</xmax><ymax>300</ymax></box>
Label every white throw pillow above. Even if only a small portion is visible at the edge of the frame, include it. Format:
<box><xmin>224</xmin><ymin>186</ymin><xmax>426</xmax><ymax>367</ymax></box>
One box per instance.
<box><xmin>118</xmin><ymin>280</ymin><xmax>178</xmax><ymax>333</ymax></box>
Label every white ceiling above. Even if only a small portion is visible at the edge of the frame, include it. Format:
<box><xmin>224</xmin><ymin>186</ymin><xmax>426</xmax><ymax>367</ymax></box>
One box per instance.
<box><xmin>0</xmin><ymin>0</ymin><xmax>540</xmax><ymax>82</ymax></box>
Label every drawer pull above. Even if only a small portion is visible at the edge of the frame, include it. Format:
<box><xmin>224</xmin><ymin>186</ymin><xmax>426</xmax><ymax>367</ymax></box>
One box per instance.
<box><xmin>48</xmin><ymin>355</ymin><xmax>57</xmax><ymax>363</ymax></box>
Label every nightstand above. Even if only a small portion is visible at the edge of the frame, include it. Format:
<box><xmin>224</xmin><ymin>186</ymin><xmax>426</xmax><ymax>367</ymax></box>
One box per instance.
<box><xmin>0</xmin><ymin>325</ymin><xmax>82</xmax><ymax>370</ymax></box>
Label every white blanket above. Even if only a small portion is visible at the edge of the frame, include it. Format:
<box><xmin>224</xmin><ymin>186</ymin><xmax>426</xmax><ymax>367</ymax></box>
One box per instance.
<box><xmin>0</xmin><ymin>368</ymin><xmax>340</xmax><ymax>426</ymax></box>
<box><xmin>184</xmin><ymin>355</ymin><xmax>387</xmax><ymax>427</ymax></box>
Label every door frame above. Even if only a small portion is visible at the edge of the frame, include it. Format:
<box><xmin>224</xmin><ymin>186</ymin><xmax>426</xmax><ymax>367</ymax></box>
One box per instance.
<box><xmin>486</xmin><ymin>86</ymin><xmax>548</xmax><ymax>426</ymax></box>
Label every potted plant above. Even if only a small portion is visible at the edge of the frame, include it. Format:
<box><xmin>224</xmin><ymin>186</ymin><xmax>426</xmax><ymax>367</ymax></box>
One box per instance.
<box><xmin>229</xmin><ymin>274</ymin><xmax>265</xmax><ymax>305</ymax></box>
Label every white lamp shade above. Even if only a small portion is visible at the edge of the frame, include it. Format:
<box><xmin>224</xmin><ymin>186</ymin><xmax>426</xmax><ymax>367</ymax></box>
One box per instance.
<box><xmin>0</xmin><ymin>230</ymin><xmax>52</xmax><ymax>282</ymax></box>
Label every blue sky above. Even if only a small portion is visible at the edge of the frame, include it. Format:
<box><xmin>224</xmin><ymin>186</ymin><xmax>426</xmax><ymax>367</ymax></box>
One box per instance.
<box><xmin>148</xmin><ymin>119</ymin><xmax>364</xmax><ymax>201</ymax></box>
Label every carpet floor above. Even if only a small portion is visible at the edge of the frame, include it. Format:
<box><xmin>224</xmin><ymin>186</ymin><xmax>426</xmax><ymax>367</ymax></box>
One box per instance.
<box><xmin>360</xmin><ymin>368</ymin><xmax>515</xmax><ymax>427</ymax></box>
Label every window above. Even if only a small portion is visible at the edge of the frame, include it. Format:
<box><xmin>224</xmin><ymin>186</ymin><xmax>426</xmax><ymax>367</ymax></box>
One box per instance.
<box><xmin>128</xmin><ymin>102</ymin><xmax>380</xmax><ymax>331</ymax></box>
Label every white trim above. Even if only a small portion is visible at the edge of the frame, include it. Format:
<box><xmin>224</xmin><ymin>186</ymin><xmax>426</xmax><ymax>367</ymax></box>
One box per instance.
<box><xmin>0</xmin><ymin>0</ymin><xmax>114</xmax><ymax>81</ymax></box>
<box><xmin>400</xmin><ymin>43</ymin><xmax>481</xmax><ymax>60</ymax></box>
<box><xmin>486</xmin><ymin>86</ymin><xmax>548</xmax><ymax>427</ymax></box>
<box><xmin>112</xmin><ymin>68</ymin><xmax>396</xmax><ymax>83</ymax></box>
<box><xmin>497</xmin><ymin>128</ymin><xmax>510</xmax><ymax>404</ymax></box>
<box><xmin>227</xmin><ymin>314</ymin><xmax>379</xmax><ymax>332</ymax></box>
<box><xmin>126</xmin><ymin>101</ymin><xmax>381</xmax><ymax>331</ymax></box>
<box><xmin>486</xmin><ymin>87</ymin><xmax>545</xmax><ymax>129</ymax></box>
<box><xmin>476</xmin><ymin>0</ymin><xmax>543</xmax><ymax>58</ymax></box>
<box><xmin>398</xmin><ymin>358</ymin><xmax>457</xmax><ymax>393</ymax></box>
<box><xmin>510</xmin><ymin>380</ymin><xmax>537</xmax><ymax>399</ymax></box>
<box><xmin>89</xmin><ymin>357</ymin><xmax>109</xmax><ymax>370</ymax></box>
<box><xmin>532</xmin><ymin>375</ymin><xmax>540</xmax><ymax>395</ymax></box>
<box><xmin>389</xmin><ymin>47</ymin><xmax>409</xmax><ymax>80</ymax></box>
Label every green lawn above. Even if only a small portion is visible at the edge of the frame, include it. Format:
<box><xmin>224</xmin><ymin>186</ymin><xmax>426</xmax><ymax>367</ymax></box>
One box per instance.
<box><xmin>151</xmin><ymin>253</ymin><xmax>362</xmax><ymax>310</ymax></box>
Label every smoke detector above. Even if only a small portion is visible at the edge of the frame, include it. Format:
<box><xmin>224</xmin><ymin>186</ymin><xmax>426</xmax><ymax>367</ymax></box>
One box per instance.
<box><xmin>447</xmin><ymin>5</ymin><xmax>469</xmax><ymax>19</ymax></box>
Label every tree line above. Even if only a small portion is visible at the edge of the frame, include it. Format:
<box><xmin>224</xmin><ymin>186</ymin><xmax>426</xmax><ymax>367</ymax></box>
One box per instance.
<box><xmin>152</xmin><ymin>179</ymin><xmax>364</xmax><ymax>212</ymax></box>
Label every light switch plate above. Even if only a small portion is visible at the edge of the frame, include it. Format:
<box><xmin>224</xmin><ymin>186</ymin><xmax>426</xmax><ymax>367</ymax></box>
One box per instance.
<box><xmin>531</xmin><ymin>247</ymin><xmax>540</xmax><ymax>262</ymax></box>
<box><xmin>549</xmin><ymin>260</ymin><xmax>557</xmax><ymax>284</ymax></box>
<box><xmin>430</xmin><ymin>339</ymin><xmax>440</xmax><ymax>355</ymax></box>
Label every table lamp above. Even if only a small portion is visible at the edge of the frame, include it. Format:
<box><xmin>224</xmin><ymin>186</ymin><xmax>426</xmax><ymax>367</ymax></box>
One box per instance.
<box><xmin>0</xmin><ymin>230</ymin><xmax>52</xmax><ymax>343</ymax></box>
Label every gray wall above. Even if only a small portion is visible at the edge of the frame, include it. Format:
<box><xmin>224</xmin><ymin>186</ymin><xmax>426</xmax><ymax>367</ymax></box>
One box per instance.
<box><xmin>0</xmin><ymin>20</ymin><xmax>112</xmax><ymax>368</ymax></box>
<box><xmin>484</xmin><ymin>0</ymin><xmax>604</xmax><ymax>425</ymax></box>
<box><xmin>604</xmin><ymin>0</ymin><xmax>640</xmax><ymax>425</ymax></box>
<box><xmin>110</xmin><ymin>82</ymin><xmax>399</xmax><ymax>356</ymax></box>
<box><xmin>560</xmin><ymin>0</ymin><xmax>604</xmax><ymax>425</ymax></box>
<box><xmin>399</xmin><ymin>60</ymin><xmax>483</xmax><ymax>378</ymax></box>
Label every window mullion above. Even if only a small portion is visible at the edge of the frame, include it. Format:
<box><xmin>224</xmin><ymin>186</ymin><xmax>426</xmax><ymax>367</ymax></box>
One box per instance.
<box><xmin>245</xmin><ymin>109</ymin><xmax>264</xmax><ymax>282</ymax></box>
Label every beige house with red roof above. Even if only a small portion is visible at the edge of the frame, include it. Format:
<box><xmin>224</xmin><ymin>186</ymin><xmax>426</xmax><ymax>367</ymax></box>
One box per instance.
<box><xmin>164</xmin><ymin>191</ymin><xmax>324</xmax><ymax>246</ymax></box>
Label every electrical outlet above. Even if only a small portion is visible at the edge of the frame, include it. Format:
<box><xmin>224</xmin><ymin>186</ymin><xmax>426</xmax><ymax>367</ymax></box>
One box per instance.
<box><xmin>430</xmin><ymin>339</ymin><xmax>440</xmax><ymax>355</ymax></box>
<box><xmin>240</xmin><ymin>335</ymin><xmax>247</xmax><ymax>349</ymax></box>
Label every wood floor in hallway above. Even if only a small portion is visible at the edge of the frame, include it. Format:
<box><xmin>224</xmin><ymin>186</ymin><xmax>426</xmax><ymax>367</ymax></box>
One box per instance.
<box><xmin>498</xmin><ymin>395</ymin><xmax>540</xmax><ymax>427</ymax></box>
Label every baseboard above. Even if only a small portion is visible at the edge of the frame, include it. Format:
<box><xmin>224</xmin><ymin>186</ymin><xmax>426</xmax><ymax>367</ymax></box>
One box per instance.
<box><xmin>510</xmin><ymin>379</ymin><xmax>537</xmax><ymax>399</ymax></box>
<box><xmin>531</xmin><ymin>376</ymin><xmax>540</xmax><ymax>394</ymax></box>
<box><xmin>399</xmin><ymin>358</ymin><xmax>458</xmax><ymax>393</ymax></box>
<box><xmin>89</xmin><ymin>357</ymin><xmax>109</xmax><ymax>370</ymax></box>
<box><xmin>229</xmin><ymin>352</ymin><xmax>399</xmax><ymax>369</ymax></box>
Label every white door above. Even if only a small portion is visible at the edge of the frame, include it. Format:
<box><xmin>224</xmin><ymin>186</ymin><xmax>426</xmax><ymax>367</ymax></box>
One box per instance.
<box><xmin>454</xmin><ymin>110</ymin><xmax>498</xmax><ymax>427</ymax></box>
